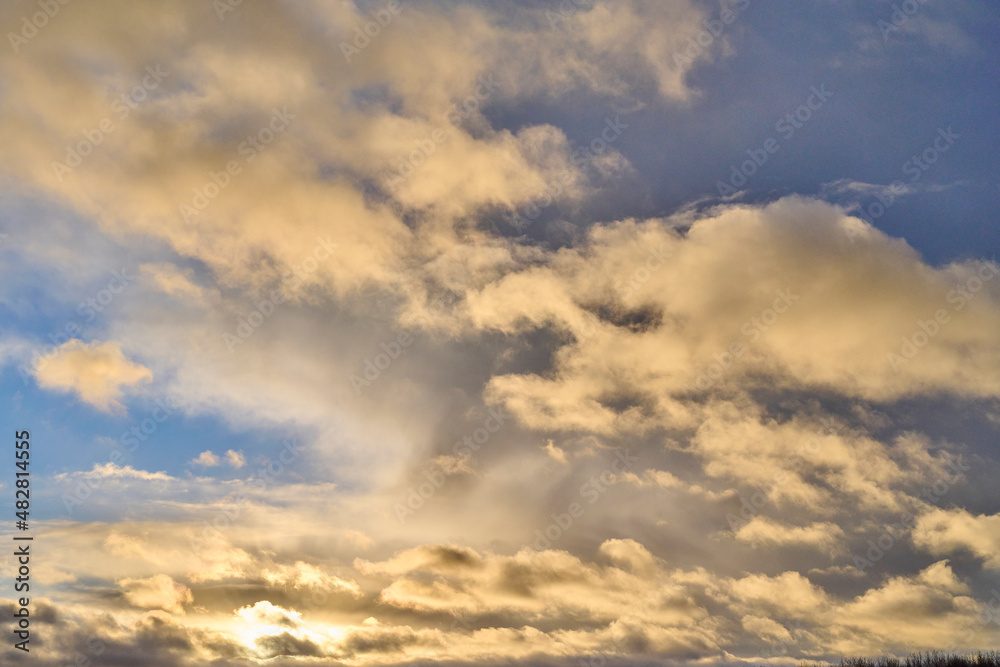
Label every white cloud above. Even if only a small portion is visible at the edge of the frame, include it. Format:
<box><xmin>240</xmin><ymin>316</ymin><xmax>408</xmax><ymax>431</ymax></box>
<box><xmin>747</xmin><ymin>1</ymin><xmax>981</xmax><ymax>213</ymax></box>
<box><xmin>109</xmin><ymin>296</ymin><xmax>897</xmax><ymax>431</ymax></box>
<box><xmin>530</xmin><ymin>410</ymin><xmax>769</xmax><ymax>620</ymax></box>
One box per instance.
<box><xmin>184</xmin><ymin>449</ymin><xmax>246</xmax><ymax>470</ymax></box>
<box><xmin>55</xmin><ymin>463</ymin><xmax>175</xmax><ymax>482</ymax></box>
<box><xmin>225</xmin><ymin>449</ymin><xmax>247</xmax><ymax>468</ymax></box>
<box><xmin>34</xmin><ymin>339</ymin><xmax>152</xmax><ymax>413</ymax></box>
<box><xmin>190</xmin><ymin>450</ymin><xmax>221</xmax><ymax>467</ymax></box>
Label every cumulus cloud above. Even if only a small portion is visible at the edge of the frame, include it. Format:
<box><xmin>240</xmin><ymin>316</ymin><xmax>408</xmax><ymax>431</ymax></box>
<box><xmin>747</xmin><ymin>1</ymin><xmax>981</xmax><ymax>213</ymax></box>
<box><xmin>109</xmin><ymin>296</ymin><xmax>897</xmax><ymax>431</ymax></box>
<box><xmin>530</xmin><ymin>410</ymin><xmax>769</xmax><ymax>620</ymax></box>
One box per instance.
<box><xmin>33</xmin><ymin>339</ymin><xmax>152</xmax><ymax>412</ymax></box>
<box><xmin>913</xmin><ymin>509</ymin><xmax>1000</xmax><ymax>569</ymax></box>
<box><xmin>1</xmin><ymin>1</ymin><xmax>998</xmax><ymax>665</ymax></box>
<box><xmin>469</xmin><ymin>197</ymin><xmax>1000</xmax><ymax>437</ymax></box>
<box><xmin>0</xmin><ymin>0</ymin><xmax>716</xmax><ymax>324</ymax></box>
<box><xmin>832</xmin><ymin>561</ymin><xmax>978</xmax><ymax>654</ymax></box>
<box><xmin>691</xmin><ymin>406</ymin><xmax>957</xmax><ymax>516</ymax></box>
<box><xmin>225</xmin><ymin>449</ymin><xmax>247</xmax><ymax>468</ymax></box>
<box><xmin>734</xmin><ymin>517</ymin><xmax>845</xmax><ymax>553</ymax></box>
<box><xmin>190</xmin><ymin>449</ymin><xmax>248</xmax><ymax>468</ymax></box>
<box><xmin>598</xmin><ymin>538</ymin><xmax>660</xmax><ymax>575</ymax></box>
<box><xmin>190</xmin><ymin>450</ymin><xmax>220</xmax><ymax>467</ymax></box>
<box><xmin>727</xmin><ymin>571</ymin><xmax>831</xmax><ymax>620</ymax></box>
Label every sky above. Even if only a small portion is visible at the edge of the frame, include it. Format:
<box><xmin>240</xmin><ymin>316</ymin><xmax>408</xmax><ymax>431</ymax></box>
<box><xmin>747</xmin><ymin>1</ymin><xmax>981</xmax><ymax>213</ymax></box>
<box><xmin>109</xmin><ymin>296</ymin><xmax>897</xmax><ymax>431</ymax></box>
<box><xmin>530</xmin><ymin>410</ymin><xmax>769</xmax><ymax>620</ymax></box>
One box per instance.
<box><xmin>1</xmin><ymin>0</ymin><xmax>999</xmax><ymax>664</ymax></box>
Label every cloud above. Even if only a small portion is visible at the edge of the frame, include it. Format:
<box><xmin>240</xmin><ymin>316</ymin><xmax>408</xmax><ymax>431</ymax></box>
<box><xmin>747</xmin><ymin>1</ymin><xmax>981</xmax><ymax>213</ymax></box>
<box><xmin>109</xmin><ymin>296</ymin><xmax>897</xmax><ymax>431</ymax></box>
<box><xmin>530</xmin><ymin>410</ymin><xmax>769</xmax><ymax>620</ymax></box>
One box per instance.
<box><xmin>499</xmin><ymin>0</ymin><xmax>714</xmax><ymax>102</ymax></box>
<box><xmin>58</xmin><ymin>463</ymin><xmax>175</xmax><ymax>482</ymax></box>
<box><xmin>254</xmin><ymin>631</ymin><xmax>326</xmax><ymax>659</ymax></box>
<box><xmin>13</xmin><ymin>518</ymin><xmax>1000</xmax><ymax>665</ymax></box>
<box><xmin>734</xmin><ymin>517</ymin><xmax>845</xmax><ymax>553</ymax></box>
<box><xmin>118</xmin><ymin>574</ymin><xmax>193</xmax><ymax>614</ymax></box>
<box><xmin>832</xmin><ymin>561</ymin><xmax>978</xmax><ymax>654</ymax></box>
<box><xmin>190</xmin><ymin>449</ymin><xmax>247</xmax><ymax>469</ymax></box>
<box><xmin>236</xmin><ymin>600</ymin><xmax>302</xmax><ymax>628</ymax></box>
<box><xmin>140</xmin><ymin>262</ymin><xmax>211</xmax><ymax>304</ymax></box>
<box><xmin>822</xmin><ymin>178</ymin><xmax>920</xmax><ymax>200</ymax></box>
<box><xmin>33</xmin><ymin>339</ymin><xmax>152</xmax><ymax>412</ymax></box>
<box><xmin>0</xmin><ymin>2</ymin><xmax>998</xmax><ymax>665</ymax></box>
<box><xmin>690</xmin><ymin>406</ymin><xmax>956</xmax><ymax>515</ymax></box>
<box><xmin>597</xmin><ymin>538</ymin><xmax>660</xmax><ymax>575</ymax></box>
<box><xmin>469</xmin><ymin>197</ymin><xmax>1000</xmax><ymax>433</ymax></box>
<box><xmin>913</xmin><ymin>508</ymin><xmax>1000</xmax><ymax>569</ymax></box>
<box><xmin>225</xmin><ymin>449</ymin><xmax>247</xmax><ymax>468</ymax></box>
<box><xmin>261</xmin><ymin>561</ymin><xmax>363</xmax><ymax>598</ymax></box>
<box><xmin>728</xmin><ymin>571</ymin><xmax>831</xmax><ymax>620</ymax></box>
<box><xmin>0</xmin><ymin>0</ymin><xmax>714</xmax><ymax>324</ymax></box>
<box><xmin>741</xmin><ymin>614</ymin><xmax>793</xmax><ymax>643</ymax></box>
<box><xmin>190</xmin><ymin>450</ymin><xmax>221</xmax><ymax>467</ymax></box>
<box><xmin>543</xmin><ymin>439</ymin><xmax>568</xmax><ymax>464</ymax></box>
